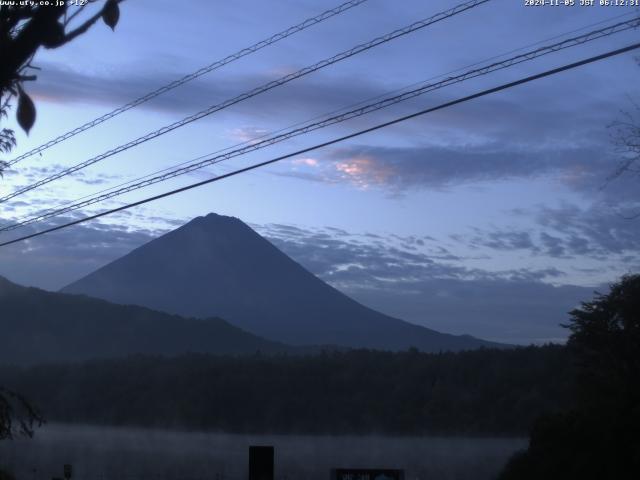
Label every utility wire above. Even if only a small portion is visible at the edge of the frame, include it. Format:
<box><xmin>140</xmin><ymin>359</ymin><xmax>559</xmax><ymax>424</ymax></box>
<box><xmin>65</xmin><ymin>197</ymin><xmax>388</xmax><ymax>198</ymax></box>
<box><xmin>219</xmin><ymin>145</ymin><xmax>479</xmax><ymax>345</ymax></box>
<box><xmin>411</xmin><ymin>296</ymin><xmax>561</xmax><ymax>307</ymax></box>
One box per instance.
<box><xmin>21</xmin><ymin>8</ymin><xmax>634</xmax><ymax>219</ymax></box>
<box><xmin>2</xmin><ymin>41</ymin><xmax>638</xmax><ymax>248</ymax></box>
<box><xmin>11</xmin><ymin>7</ymin><xmax>634</xmax><ymax>224</ymax></box>
<box><xmin>3</xmin><ymin>15</ymin><xmax>638</xmax><ymax>232</ymax></box>
<box><xmin>5</xmin><ymin>0</ymin><xmax>370</xmax><ymax>168</ymax></box>
<box><xmin>0</xmin><ymin>0</ymin><xmax>490</xmax><ymax>204</ymax></box>
<box><xmin>39</xmin><ymin>0</ymin><xmax>620</xmax><ymax>220</ymax></box>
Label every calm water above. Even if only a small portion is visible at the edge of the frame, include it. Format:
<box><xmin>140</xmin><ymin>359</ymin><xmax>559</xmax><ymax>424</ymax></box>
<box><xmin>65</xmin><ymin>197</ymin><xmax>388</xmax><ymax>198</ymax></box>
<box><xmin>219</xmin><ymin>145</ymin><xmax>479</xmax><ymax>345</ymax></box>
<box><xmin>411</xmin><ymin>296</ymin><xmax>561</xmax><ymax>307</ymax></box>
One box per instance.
<box><xmin>0</xmin><ymin>424</ymin><xmax>525</xmax><ymax>480</ymax></box>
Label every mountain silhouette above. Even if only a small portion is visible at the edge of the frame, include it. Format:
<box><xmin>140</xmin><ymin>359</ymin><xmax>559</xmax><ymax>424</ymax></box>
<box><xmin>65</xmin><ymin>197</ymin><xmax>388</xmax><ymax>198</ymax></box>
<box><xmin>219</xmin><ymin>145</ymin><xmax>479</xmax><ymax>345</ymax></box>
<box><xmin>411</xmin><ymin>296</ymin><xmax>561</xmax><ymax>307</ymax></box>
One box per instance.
<box><xmin>63</xmin><ymin>213</ymin><xmax>505</xmax><ymax>351</ymax></box>
<box><xmin>0</xmin><ymin>275</ymin><xmax>289</xmax><ymax>364</ymax></box>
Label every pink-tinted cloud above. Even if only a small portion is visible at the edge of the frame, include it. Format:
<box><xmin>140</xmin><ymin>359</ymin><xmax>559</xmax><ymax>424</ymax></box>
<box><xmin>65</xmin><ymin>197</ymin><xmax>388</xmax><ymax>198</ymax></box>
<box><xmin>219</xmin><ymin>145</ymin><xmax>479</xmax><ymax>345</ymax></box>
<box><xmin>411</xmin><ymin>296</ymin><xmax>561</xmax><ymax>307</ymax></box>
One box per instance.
<box><xmin>291</xmin><ymin>157</ymin><xmax>319</xmax><ymax>167</ymax></box>
<box><xmin>334</xmin><ymin>155</ymin><xmax>393</xmax><ymax>189</ymax></box>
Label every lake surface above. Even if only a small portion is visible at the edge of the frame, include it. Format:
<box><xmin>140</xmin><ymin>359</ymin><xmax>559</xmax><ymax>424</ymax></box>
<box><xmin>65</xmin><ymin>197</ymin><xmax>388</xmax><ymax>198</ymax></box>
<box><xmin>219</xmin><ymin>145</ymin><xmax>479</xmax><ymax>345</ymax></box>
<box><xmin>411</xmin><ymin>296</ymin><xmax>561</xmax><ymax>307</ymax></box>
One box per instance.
<box><xmin>0</xmin><ymin>424</ymin><xmax>526</xmax><ymax>480</ymax></box>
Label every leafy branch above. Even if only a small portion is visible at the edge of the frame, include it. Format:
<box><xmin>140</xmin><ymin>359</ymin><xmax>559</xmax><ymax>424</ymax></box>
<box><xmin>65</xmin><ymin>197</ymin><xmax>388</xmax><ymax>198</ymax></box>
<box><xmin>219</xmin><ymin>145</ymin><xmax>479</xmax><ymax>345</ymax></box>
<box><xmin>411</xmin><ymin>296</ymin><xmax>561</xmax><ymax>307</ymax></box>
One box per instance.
<box><xmin>0</xmin><ymin>0</ymin><xmax>124</xmax><ymax>174</ymax></box>
<box><xmin>0</xmin><ymin>387</ymin><xmax>44</xmax><ymax>440</ymax></box>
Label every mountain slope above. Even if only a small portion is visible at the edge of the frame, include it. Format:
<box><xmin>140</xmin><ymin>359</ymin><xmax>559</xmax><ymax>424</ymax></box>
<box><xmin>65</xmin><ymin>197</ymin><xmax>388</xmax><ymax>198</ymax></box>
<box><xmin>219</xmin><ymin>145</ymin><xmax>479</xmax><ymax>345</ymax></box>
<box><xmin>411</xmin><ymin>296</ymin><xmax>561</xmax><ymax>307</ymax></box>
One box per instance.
<box><xmin>0</xmin><ymin>275</ymin><xmax>289</xmax><ymax>365</ymax></box>
<box><xmin>63</xmin><ymin>213</ymin><xmax>505</xmax><ymax>352</ymax></box>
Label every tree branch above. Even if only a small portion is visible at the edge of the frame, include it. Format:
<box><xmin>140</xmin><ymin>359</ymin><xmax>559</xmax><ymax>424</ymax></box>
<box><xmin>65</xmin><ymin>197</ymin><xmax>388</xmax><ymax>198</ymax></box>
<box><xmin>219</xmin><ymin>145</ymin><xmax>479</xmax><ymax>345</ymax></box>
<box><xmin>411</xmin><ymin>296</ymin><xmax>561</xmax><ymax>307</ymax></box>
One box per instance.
<box><xmin>61</xmin><ymin>0</ymin><xmax>124</xmax><ymax>45</ymax></box>
<box><xmin>64</xmin><ymin>4</ymin><xmax>87</xmax><ymax>27</ymax></box>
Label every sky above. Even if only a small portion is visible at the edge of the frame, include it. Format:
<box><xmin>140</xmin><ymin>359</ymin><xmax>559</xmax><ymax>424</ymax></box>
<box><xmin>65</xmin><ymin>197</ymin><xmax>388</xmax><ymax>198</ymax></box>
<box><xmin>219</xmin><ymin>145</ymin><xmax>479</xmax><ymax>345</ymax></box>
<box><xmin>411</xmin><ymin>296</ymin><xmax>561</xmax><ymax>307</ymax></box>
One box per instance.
<box><xmin>0</xmin><ymin>0</ymin><xmax>639</xmax><ymax>344</ymax></box>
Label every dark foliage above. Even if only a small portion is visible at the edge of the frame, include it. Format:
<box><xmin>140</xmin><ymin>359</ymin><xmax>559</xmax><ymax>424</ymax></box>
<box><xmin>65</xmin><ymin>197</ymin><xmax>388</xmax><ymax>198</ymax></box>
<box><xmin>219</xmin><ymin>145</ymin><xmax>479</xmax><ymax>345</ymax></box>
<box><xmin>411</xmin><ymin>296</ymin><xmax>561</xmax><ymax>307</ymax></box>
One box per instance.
<box><xmin>0</xmin><ymin>0</ymin><xmax>122</xmax><ymax>172</ymax></box>
<box><xmin>0</xmin><ymin>467</ymin><xmax>15</xmax><ymax>480</ymax></box>
<box><xmin>499</xmin><ymin>410</ymin><xmax>640</xmax><ymax>480</ymax></box>
<box><xmin>0</xmin><ymin>345</ymin><xmax>571</xmax><ymax>435</ymax></box>
<box><xmin>566</xmin><ymin>274</ymin><xmax>640</xmax><ymax>411</ymax></box>
<box><xmin>500</xmin><ymin>274</ymin><xmax>640</xmax><ymax>480</ymax></box>
<box><xmin>0</xmin><ymin>387</ymin><xmax>42</xmax><ymax>440</ymax></box>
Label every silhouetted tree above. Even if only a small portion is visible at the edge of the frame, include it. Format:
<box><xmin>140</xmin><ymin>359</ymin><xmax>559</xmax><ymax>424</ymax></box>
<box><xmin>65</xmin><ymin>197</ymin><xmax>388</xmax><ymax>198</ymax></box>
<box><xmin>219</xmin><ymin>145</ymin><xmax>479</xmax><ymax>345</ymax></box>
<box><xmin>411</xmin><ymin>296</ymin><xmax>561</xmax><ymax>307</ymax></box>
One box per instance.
<box><xmin>608</xmin><ymin>63</ymin><xmax>640</xmax><ymax>212</ymax></box>
<box><xmin>0</xmin><ymin>0</ymin><xmax>122</xmax><ymax>174</ymax></box>
<box><xmin>567</xmin><ymin>273</ymin><xmax>640</xmax><ymax>410</ymax></box>
<box><xmin>0</xmin><ymin>466</ymin><xmax>15</xmax><ymax>480</ymax></box>
<box><xmin>609</xmin><ymin>101</ymin><xmax>640</xmax><ymax>190</ymax></box>
<box><xmin>0</xmin><ymin>387</ymin><xmax>42</xmax><ymax>440</ymax></box>
<box><xmin>499</xmin><ymin>274</ymin><xmax>640</xmax><ymax>480</ymax></box>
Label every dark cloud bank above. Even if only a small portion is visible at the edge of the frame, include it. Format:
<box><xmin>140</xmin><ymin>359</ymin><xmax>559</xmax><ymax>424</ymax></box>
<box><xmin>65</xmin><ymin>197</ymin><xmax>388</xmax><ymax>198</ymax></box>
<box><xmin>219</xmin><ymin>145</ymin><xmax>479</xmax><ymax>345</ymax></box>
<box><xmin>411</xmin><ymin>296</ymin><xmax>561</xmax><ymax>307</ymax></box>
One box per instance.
<box><xmin>257</xmin><ymin>223</ymin><xmax>599</xmax><ymax>344</ymax></box>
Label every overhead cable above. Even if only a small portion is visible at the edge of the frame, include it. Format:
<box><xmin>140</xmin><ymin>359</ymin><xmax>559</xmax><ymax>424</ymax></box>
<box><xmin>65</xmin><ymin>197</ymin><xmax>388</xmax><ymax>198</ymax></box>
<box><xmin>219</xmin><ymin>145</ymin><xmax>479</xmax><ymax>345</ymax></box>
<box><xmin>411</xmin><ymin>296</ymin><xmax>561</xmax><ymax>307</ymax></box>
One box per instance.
<box><xmin>2</xmin><ymin>41</ymin><xmax>638</xmax><ymax>248</ymax></box>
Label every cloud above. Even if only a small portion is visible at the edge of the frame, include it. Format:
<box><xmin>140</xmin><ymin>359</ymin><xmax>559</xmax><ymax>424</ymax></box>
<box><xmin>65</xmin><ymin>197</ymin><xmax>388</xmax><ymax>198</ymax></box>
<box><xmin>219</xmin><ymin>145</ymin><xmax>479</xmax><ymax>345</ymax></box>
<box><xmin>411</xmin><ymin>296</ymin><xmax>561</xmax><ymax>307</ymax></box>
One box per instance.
<box><xmin>255</xmin><ymin>222</ymin><xmax>596</xmax><ymax>344</ymax></box>
<box><xmin>237</xmin><ymin>73</ymin><xmax>640</xmax><ymax>203</ymax></box>
<box><xmin>256</xmin><ymin>222</ymin><xmax>566</xmax><ymax>287</ymax></box>
<box><xmin>27</xmin><ymin>57</ymin><xmax>640</xmax><ymax>206</ymax></box>
<box><xmin>260</xmin><ymin>223</ymin><xmax>464</xmax><ymax>286</ymax></box>
<box><xmin>275</xmin><ymin>135</ymin><xmax>638</xmax><ymax>200</ymax></box>
<box><xmin>456</xmin><ymin>203</ymin><xmax>640</xmax><ymax>261</ymax></box>
<box><xmin>29</xmin><ymin>62</ymin><xmax>390</xmax><ymax>120</ymax></box>
<box><xmin>536</xmin><ymin>203</ymin><xmax>640</xmax><ymax>257</ymax></box>
<box><xmin>228</xmin><ymin>126</ymin><xmax>271</xmax><ymax>143</ymax></box>
<box><xmin>72</xmin><ymin>171</ymin><xmax>125</xmax><ymax>186</ymax></box>
<box><xmin>331</xmin><ymin>143</ymin><xmax>606</xmax><ymax>188</ymax></box>
<box><xmin>0</xmin><ymin>216</ymin><xmax>162</xmax><ymax>291</ymax></box>
<box><xmin>350</xmin><ymin>277</ymin><xmax>592</xmax><ymax>345</ymax></box>
<box><xmin>291</xmin><ymin>157</ymin><xmax>319</xmax><ymax>167</ymax></box>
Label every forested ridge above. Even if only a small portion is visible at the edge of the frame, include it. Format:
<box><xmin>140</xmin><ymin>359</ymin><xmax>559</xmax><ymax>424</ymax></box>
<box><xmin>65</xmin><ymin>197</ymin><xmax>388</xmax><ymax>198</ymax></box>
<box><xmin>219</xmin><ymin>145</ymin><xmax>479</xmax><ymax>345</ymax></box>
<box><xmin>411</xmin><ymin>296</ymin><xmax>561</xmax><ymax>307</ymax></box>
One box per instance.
<box><xmin>0</xmin><ymin>345</ymin><xmax>571</xmax><ymax>435</ymax></box>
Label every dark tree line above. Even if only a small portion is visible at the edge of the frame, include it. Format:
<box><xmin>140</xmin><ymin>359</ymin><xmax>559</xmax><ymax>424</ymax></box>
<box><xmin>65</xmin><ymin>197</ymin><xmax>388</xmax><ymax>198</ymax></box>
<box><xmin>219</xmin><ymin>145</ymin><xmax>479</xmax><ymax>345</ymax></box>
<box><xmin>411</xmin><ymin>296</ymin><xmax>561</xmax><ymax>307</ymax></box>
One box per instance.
<box><xmin>500</xmin><ymin>274</ymin><xmax>640</xmax><ymax>480</ymax></box>
<box><xmin>0</xmin><ymin>345</ymin><xmax>572</xmax><ymax>436</ymax></box>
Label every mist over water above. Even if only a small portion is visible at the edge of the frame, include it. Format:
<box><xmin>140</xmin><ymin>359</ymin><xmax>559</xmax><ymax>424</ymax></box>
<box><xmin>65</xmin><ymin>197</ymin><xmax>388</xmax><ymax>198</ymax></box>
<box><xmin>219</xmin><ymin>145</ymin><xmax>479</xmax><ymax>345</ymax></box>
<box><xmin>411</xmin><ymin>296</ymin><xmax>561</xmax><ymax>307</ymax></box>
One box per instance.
<box><xmin>0</xmin><ymin>424</ymin><xmax>525</xmax><ymax>480</ymax></box>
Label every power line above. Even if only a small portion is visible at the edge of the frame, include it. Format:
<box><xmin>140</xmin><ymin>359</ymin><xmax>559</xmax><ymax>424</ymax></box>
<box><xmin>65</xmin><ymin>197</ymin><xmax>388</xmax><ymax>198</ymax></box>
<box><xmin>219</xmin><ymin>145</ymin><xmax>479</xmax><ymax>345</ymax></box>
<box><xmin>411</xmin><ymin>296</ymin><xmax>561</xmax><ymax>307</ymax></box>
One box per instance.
<box><xmin>39</xmin><ymin>9</ymin><xmax>639</xmax><ymax>212</ymax></box>
<box><xmin>12</xmin><ymin>1</ymin><xmax>627</xmax><ymax>222</ymax></box>
<box><xmin>3</xmin><ymin>15</ymin><xmax>638</xmax><ymax>232</ymax></box>
<box><xmin>2</xmin><ymin>41</ymin><xmax>638</xmax><ymax>249</ymax></box>
<box><xmin>6</xmin><ymin>0</ymin><xmax>369</xmax><ymax>168</ymax></box>
<box><xmin>0</xmin><ymin>0</ymin><xmax>490</xmax><ymax>204</ymax></box>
